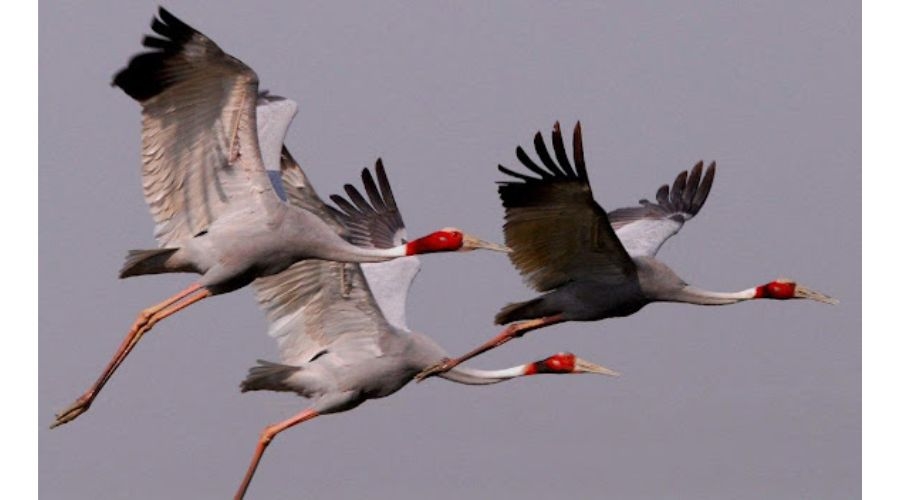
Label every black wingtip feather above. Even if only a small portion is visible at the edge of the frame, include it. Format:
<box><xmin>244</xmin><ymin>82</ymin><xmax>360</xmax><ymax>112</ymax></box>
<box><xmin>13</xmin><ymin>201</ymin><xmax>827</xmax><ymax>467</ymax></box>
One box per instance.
<box><xmin>497</xmin><ymin>164</ymin><xmax>535</xmax><ymax>182</ymax></box>
<box><xmin>551</xmin><ymin>122</ymin><xmax>576</xmax><ymax>176</ymax></box>
<box><xmin>669</xmin><ymin>170</ymin><xmax>688</xmax><ymax>204</ymax></box>
<box><xmin>497</xmin><ymin>122</ymin><xmax>591</xmax><ymax>195</ymax></box>
<box><xmin>690</xmin><ymin>161</ymin><xmax>716</xmax><ymax>212</ymax></box>
<box><xmin>573</xmin><ymin>121</ymin><xmax>586</xmax><ymax>178</ymax></box>
<box><xmin>112</xmin><ymin>8</ymin><xmax>204</xmax><ymax>102</ymax></box>
<box><xmin>516</xmin><ymin>146</ymin><xmax>551</xmax><ymax>179</ymax></box>
<box><xmin>649</xmin><ymin>161</ymin><xmax>717</xmax><ymax>217</ymax></box>
<box><xmin>344</xmin><ymin>184</ymin><xmax>374</xmax><ymax>214</ymax></box>
<box><xmin>374</xmin><ymin>159</ymin><xmax>399</xmax><ymax>212</ymax></box>
<box><xmin>532</xmin><ymin>132</ymin><xmax>564</xmax><ymax>176</ymax></box>
<box><xmin>330</xmin><ymin>194</ymin><xmax>359</xmax><ymax>216</ymax></box>
<box><xmin>361</xmin><ymin>168</ymin><xmax>387</xmax><ymax>212</ymax></box>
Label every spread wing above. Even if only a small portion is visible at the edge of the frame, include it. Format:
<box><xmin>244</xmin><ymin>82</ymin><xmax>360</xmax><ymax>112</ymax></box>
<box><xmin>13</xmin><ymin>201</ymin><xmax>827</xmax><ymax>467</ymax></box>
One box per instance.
<box><xmin>328</xmin><ymin>161</ymin><xmax>421</xmax><ymax>332</ymax></box>
<box><xmin>329</xmin><ymin>159</ymin><xmax>408</xmax><ymax>249</ymax></box>
<box><xmin>498</xmin><ymin>122</ymin><xmax>637</xmax><ymax>292</ymax></box>
<box><xmin>252</xmin><ymin>150</ymin><xmax>394</xmax><ymax>365</ymax></box>
<box><xmin>113</xmin><ymin>7</ymin><xmax>272</xmax><ymax>247</ymax></box>
<box><xmin>607</xmin><ymin>162</ymin><xmax>716</xmax><ymax>257</ymax></box>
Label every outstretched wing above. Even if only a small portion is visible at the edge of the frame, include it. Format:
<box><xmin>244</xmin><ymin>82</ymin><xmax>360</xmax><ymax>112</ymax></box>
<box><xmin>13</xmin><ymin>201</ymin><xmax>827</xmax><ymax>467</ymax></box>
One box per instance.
<box><xmin>113</xmin><ymin>7</ymin><xmax>272</xmax><ymax>247</ymax></box>
<box><xmin>498</xmin><ymin>122</ymin><xmax>636</xmax><ymax>292</ymax></box>
<box><xmin>252</xmin><ymin>151</ymin><xmax>394</xmax><ymax>365</ymax></box>
<box><xmin>329</xmin><ymin>159</ymin><xmax>408</xmax><ymax>249</ymax></box>
<box><xmin>329</xmin><ymin>160</ymin><xmax>421</xmax><ymax>332</ymax></box>
<box><xmin>607</xmin><ymin>162</ymin><xmax>716</xmax><ymax>257</ymax></box>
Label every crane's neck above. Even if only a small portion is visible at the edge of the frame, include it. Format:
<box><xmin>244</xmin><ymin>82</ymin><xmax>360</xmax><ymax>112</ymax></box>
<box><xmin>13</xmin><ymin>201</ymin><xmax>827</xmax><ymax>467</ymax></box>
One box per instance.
<box><xmin>319</xmin><ymin>231</ymin><xmax>463</xmax><ymax>263</ymax></box>
<box><xmin>434</xmin><ymin>352</ymin><xmax>606</xmax><ymax>385</ymax></box>
<box><xmin>664</xmin><ymin>284</ymin><xmax>759</xmax><ymax>305</ymax></box>
<box><xmin>437</xmin><ymin>365</ymin><xmax>531</xmax><ymax>385</ymax></box>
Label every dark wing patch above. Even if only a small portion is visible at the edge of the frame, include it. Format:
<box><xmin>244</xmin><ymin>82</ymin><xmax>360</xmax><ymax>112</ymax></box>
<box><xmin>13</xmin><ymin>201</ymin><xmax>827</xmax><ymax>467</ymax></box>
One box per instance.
<box><xmin>498</xmin><ymin>122</ymin><xmax>636</xmax><ymax>292</ymax></box>
<box><xmin>328</xmin><ymin>159</ymin><xmax>408</xmax><ymax>249</ymax></box>
<box><xmin>607</xmin><ymin>161</ymin><xmax>716</xmax><ymax>257</ymax></box>
<box><xmin>112</xmin><ymin>8</ymin><xmax>215</xmax><ymax>101</ymax></box>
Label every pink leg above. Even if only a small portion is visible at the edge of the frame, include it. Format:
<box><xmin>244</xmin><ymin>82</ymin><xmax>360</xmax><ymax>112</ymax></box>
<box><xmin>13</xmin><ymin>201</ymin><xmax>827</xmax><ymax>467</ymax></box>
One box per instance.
<box><xmin>415</xmin><ymin>314</ymin><xmax>565</xmax><ymax>382</ymax></box>
<box><xmin>235</xmin><ymin>409</ymin><xmax>320</xmax><ymax>500</ymax></box>
<box><xmin>51</xmin><ymin>284</ymin><xmax>211</xmax><ymax>428</ymax></box>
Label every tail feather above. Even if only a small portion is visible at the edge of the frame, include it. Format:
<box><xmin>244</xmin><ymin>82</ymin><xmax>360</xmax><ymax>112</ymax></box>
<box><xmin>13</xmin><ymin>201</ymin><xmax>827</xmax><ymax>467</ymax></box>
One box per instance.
<box><xmin>119</xmin><ymin>248</ymin><xmax>184</xmax><ymax>278</ymax></box>
<box><xmin>241</xmin><ymin>360</ymin><xmax>301</xmax><ymax>393</ymax></box>
<box><xmin>495</xmin><ymin>297</ymin><xmax>547</xmax><ymax>325</ymax></box>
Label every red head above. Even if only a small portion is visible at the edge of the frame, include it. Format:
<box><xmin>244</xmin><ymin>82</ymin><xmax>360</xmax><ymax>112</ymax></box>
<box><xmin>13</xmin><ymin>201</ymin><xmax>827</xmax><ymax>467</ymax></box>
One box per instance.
<box><xmin>524</xmin><ymin>352</ymin><xmax>620</xmax><ymax>376</ymax></box>
<box><xmin>754</xmin><ymin>278</ymin><xmax>838</xmax><ymax>304</ymax></box>
<box><xmin>405</xmin><ymin>229</ymin><xmax>464</xmax><ymax>255</ymax></box>
<box><xmin>405</xmin><ymin>227</ymin><xmax>510</xmax><ymax>255</ymax></box>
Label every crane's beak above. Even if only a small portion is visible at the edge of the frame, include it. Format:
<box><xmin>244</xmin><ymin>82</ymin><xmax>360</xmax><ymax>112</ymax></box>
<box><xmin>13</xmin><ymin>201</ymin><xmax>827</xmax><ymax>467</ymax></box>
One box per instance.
<box><xmin>574</xmin><ymin>358</ymin><xmax>620</xmax><ymax>377</ymax></box>
<box><xmin>461</xmin><ymin>234</ymin><xmax>511</xmax><ymax>253</ymax></box>
<box><xmin>794</xmin><ymin>284</ymin><xmax>839</xmax><ymax>305</ymax></box>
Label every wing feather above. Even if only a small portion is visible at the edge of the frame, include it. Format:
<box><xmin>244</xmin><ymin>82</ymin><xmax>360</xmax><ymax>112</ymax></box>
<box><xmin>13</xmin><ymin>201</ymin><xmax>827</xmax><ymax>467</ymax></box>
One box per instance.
<box><xmin>113</xmin><ymin>7</ymin><xmax>272</xmax><ymax>247</ymax></box>
<box><xmin>498</xmin><ymin>122</ymin><xmax>636</xmax><ymax>292</ymax></box>
<box><xmin>253</xmin><ymin>258</ymin><xmax>393</xmax><ymax>366</ymax></box>
<box><xmin>608</xmin><ymin>161</ymin><xmax>716</xmax><ymax>257</ymax></box>
<box><xmin>328</xmin><ymin>161</ymin><xmax>420</xmax><ymax>331</ymax></box>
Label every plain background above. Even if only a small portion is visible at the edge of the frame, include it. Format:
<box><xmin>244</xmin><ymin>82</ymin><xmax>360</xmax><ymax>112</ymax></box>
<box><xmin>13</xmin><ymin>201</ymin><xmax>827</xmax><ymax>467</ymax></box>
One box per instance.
<box><xmin>40</xmin><ymin>2</ymin><xmax>859</xmax><ymax>499</ymax></box>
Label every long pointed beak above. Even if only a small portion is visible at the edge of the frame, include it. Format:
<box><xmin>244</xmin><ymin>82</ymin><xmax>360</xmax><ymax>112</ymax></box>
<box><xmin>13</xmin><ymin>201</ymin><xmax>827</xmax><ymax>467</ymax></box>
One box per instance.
<box><xmin>795</xmin><ymin>284</ymin><xmax>839</xmax><ymax>305</ymax></box>
<box><xmin>575</xmin><ymin>358</ymin><xmax>620</xmax><ymax>377</ymax></box>
<box><xmin>462</xmin><ymin>234</ymin><xmax>511</xmax><ymax>253</ymax></box>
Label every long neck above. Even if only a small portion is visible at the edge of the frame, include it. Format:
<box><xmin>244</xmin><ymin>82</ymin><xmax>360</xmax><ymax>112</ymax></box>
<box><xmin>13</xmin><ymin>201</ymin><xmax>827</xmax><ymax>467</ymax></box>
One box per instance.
<box><xmin>437</xmin><ymin>365</ymin><xmax>530</xmax><ymax>385</ymax></box>
<box><xmin>315</xmin><ymin>237</ymin><xmax>408</xmax><ymax>263</ymax></box>
<box><xmin>666</xmin><ymin>284</ymin><xmax>758</xmax><ymax>305</ymax></box>
<box><xmin>318</xmin><ymin>232</ymin><xmax>457</xmax><ymax>263</ymax></box>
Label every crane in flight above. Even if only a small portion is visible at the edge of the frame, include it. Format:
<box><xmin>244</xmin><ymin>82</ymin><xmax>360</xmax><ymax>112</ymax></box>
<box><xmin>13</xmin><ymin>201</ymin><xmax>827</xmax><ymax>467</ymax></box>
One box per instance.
<box><xmin>417</xmin><ymin>122</ymin><xmax>836</xmax><ymax>379</ymax></box>
<box><xmin>51</xmin><ymin>8</ymin><xmax>506</xmax><ymax>428</ymax></box>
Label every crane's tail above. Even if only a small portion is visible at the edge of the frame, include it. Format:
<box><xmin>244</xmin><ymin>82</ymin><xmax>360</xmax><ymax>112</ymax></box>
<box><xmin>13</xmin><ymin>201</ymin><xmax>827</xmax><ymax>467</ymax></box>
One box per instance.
<box><xmin>241</xmin><ymin>360</ymin><xmax>302</xmax><ymax>393</ymax></box>
<box><xmin>495</xmin><ymin>297</ymin><xmax>550</xmax><ymax>325</ymax></box>
<box><xmin>119</xmin><ymin>248</ymin><xmax>189</xmax><ymax>278</ymax></box>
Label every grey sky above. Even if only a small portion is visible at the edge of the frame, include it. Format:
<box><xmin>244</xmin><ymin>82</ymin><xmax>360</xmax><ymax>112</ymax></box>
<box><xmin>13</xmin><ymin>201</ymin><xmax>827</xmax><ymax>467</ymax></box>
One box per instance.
<box><xmin>40</xmin><ymin>1</ymin><xmax>859</xmax><ymax>499</ymax></box>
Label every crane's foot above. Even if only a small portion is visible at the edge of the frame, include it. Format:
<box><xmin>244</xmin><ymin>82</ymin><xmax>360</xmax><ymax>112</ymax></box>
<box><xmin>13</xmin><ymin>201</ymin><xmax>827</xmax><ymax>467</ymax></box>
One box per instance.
<box><xmin>415</xmin><ymin>358</ymin><xmax>458</xmax><ymax>383</ymax></box>
<box><xmin>50</xmin><ymin>396</ymin><xmax>92</xmax><ymax>429</ymax></box>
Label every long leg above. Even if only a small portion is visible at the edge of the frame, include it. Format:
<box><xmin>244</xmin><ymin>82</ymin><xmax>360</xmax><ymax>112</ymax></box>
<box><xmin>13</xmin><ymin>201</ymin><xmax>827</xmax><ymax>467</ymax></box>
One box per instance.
<box><xmin>50</xmin><ymin>284</ymin><xmax>212</xmax><ymax>428</ymax></box>
<box><xmin>235</xmin><ymin>408</ymin><xmax>320</xmax><ymax>500</ymax></box>
<box><xmin>415</xmin><ymin>314</ymin><xmax>565</xmax><ymax>382</ymax></box>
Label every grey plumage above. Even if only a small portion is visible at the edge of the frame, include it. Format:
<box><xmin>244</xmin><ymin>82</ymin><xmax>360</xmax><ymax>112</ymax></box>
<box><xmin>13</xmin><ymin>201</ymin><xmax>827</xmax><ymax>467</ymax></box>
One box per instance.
<box><xmin>417</xmin><ymin>122</ymin><xmax>836</xmax><ymax>380</ymax></box>
<box><xmin>496</xmin><ymin>122</ymin><xmax>833</xmax><ymax>325</ymax></box>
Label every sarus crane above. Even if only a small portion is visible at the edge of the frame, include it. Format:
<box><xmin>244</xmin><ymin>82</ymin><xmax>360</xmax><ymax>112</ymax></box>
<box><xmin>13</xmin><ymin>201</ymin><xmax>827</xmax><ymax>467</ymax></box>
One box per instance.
<box><xmin>51</xmin><ymin>8</ymin><xmax>506</xmax><ymax>428</ymax></box>
<box><xmin>418</xmin><ymin>122</ymin><xmax>837</xmax><ymax>379</ymax></box>
<box><xmin>235</xmin><ymin>147</ymin><xmax>616</xmax><ymax>499</ymax></box>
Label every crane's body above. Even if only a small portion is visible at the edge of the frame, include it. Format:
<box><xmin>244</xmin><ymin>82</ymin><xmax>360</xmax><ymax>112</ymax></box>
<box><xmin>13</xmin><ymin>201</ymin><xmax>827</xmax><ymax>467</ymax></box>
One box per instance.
<box><xmin>51</xmin><ymin>8</ymin><xmax>505</xmax><ymax>429</ymax></box>
<box><xmin>417</xmin><ymin>122</ymin><xmax>836</xmax><ymax>379</ymax></box>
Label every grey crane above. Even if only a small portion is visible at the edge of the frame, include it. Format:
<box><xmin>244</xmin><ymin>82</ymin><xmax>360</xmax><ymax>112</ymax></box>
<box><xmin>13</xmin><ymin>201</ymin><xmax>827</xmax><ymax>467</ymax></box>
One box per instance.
<box><xmin>418</xmin><ymin>122</ymin><xmax>837</xmax><ymax>379</ymax></box>
<box><xmin>234</xmin><ymin>148</ymin><xmax>616</xmax><ymax>499</ymax></box>
<box><xmin>50</xmin><ymin>8</ymin><xmax>505</xmax><ymax>428</ymax></box>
